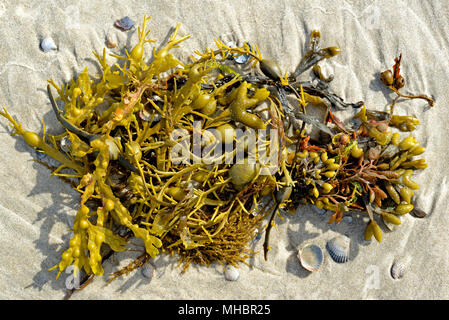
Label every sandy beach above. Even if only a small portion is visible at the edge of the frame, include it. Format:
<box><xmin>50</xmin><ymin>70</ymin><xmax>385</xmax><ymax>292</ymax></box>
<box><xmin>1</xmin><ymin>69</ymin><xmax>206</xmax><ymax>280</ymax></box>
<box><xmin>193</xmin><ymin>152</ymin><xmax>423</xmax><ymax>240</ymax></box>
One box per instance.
<box><xmin>0</xmin><ymin>0</ymin><xmax>448</xmax><ymax>299</ymax></box>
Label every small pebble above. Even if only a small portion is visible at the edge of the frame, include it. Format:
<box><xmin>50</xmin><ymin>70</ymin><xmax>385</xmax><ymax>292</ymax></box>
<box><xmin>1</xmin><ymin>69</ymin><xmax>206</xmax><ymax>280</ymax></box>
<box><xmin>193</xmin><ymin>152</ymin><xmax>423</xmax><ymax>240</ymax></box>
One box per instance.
<box><xmin>141</xmin><ymin>262</ymin><xmax>155</xmax><ymax>280</ymax></box>
<box><xmin>40</xmin><ymin>37</ymin><xmax>57</xmax><ymax>52</ymax></box>
<box><xmin>224</xmin><ymin>265</ymin><xmax>239</xmax><ymax>281</ymax></box>
<box><xmin>114</xmin><ymin>16</ymin><xmax>134</xmax><ymax>31</ymax></box>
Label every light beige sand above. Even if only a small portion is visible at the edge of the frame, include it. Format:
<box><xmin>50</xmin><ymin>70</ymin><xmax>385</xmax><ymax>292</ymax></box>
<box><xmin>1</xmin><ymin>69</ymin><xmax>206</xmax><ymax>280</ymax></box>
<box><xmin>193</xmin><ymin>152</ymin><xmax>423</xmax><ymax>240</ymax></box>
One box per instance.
<box><xmin>0</xmin><ymin>0</ymin><xmax>448</xmax><ymax>299</ymax></box>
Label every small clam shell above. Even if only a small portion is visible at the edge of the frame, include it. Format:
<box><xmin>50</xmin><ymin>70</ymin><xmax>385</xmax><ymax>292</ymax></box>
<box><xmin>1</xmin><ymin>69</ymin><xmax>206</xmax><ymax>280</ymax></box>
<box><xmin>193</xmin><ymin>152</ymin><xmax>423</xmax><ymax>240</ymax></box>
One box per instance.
<box><xmin>224</xmin><ymin>265</ymin><xmax>239</xmax><ymax>281</ymax></box>
<box><xmin>390</xmin><ymin>259</ymin><xmax>409</xmax><ymax>280</ymax></box>
<box><xmin>141</xmin><ymin>262</ymin><xmax>155</xmax><ymax>280</ymax></box>
<box><xmin>297</xmin><ymin>244</ymin><xmax>324</xmax><ymax>272</ymax></box>
<box><xmin>326</xmin><ymin>235</ymin><xmax>350</xmax><ymax>263</ymax></box>
<box><xmin>40</xmin><ymin>37</ymin><xmax>57</xmax><ymax>52</ymax></box>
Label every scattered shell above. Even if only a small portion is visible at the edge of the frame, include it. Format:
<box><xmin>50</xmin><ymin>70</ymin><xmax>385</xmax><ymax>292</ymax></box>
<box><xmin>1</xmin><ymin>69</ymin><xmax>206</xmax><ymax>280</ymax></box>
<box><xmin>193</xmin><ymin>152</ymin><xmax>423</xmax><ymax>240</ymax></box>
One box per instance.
<box><xmin>141</xmin><ymin>262</ymin><xmax>155</xmax><ymax>280</ymax></box>
<box><xmin>224</xmin><ymin>265</ymin><xmax>239</xmax><ymax>281</ymax></box>
<box><xmin>40</xmin><ymin>37</ymin><xmax>57</xmax><ymax>52</ymax></box>
<box><xmin>60</xmin><ymin>137</ymin><xmax>72</xmax><ymax>153</ymax></box>
<box><xmin>390</xmin><ymin>258</ymin><xmax>409</xmax><ymax>280</ymax></box>
<box><xmin>297</xmin><ymin>244</ymin><xmax>324</xmax><ymax>272</ymax></box>
<box><xmin>114</xmin><ymin>16</ymin><xmax>134</xmax><ymax>31</ymax></box>
<box><xmin>411</xmin><ymin>207</ymin><xmax>427</xmax><ymax>218</ymax></box>
<box><xmin>234</xmin><ymin>43</ymin><xmax>252</xmax><ymax>64</ymax></box>
<box><xmin>326</xmin><ymin>235</ymin><xmax>350</xmax><ymax>263</ymax></box>
<box><xmin>106</xmin><ymin>38</ymin><xmax>117</xmax><ymax>48</ymax></box>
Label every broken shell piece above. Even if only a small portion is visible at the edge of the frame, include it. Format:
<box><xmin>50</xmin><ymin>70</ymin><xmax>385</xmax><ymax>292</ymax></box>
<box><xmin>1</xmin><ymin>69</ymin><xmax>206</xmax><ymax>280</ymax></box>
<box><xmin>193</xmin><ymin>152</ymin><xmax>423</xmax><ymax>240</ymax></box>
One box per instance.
<box><xmin>326</xmin><ymin>235</ymin><xmax>350</xmax><ymax>263</ymax></box>
<box><xmin>297</xmin><ymin>244</ymin><xmax>324</xmax><ymax>272</ymax></box>
<box><xmin>224</xmin><ymin>265</ymin><xmax>239</xmax><ymax>281</ymax></box>
<box><xmin>411</xmin><ymin>207</ymin><xmax>427</xmax><ymax>218</ymax></box>
<box><xmin>114</xmin><ymin>16</ymin><xmax>135</xmax><ymax>31</ymax></box>
<box><xmin>141</xmin><ymin>262</ymin><xmax>155</xmax><ymax>279</ymax></box>
<box><xmin>40</xmin><ymin>37</ymin><xmax>57</xmax><ymax>52</ymax></box>
<box><xmin>106</xmin><ymin>38</ymin><xmax>117</xmax><ymax>48</ymax></box>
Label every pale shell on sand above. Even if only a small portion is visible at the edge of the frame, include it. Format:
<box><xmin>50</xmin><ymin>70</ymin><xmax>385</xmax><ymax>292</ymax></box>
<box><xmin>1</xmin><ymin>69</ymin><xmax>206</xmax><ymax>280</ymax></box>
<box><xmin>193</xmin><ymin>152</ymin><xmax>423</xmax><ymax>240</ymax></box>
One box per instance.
<box><xmin>297</xmin><ymin>244</ymin><xmax>324</xmax><ymax>272</ymax></box>
<box><xmin>224</xmin><ymin>265</ymin><xmax>239</xmax><ymax>281</ymax></box>
<box><xmin>141</xmin><ymin>262</ymin><xmax>155</xmax><ymax>280</ymax></box>
<box><xmin>326</xmin><ymin>235</ymin><xmax>350</xmax><ymax>263</ymax></box>
<box><xmin>390</xmin><ymin>257</ymin><xmax>410</xmax><ymax>280</ymax></box>
<box><xmin>40</xmin><ymin>37</ymin><xmax>57</xmax><ymax>52</ymax></box>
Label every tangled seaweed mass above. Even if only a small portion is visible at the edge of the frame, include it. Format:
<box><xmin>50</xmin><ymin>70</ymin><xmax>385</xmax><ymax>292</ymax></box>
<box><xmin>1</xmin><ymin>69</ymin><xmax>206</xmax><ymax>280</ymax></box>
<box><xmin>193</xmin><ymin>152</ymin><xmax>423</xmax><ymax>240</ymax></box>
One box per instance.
<box><xmin>0</xmin><ymin>17</ymin><xmax>434</xmax><ymax>287</ymax></box>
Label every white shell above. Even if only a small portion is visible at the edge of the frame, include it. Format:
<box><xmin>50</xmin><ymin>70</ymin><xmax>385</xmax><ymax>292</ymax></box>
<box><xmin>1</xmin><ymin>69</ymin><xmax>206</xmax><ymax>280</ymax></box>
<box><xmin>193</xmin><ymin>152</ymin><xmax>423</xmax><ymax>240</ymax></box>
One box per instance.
<box><xmin>40</xmin><ymin>37</ymin><xmax>57</xmax><ymax>52</ymax></box>
<box><xmin>141</xmin><ymin>262</ymin><xmax>155</xmax><ymax>279</ymax></box>
<box><xmin>326</xmin><ymin>235</ymin><xmax>350</xmax><ymax>263</ymax></box>
<box><xmin>297</xmin><ymin>244</ymin><xmax>324</xmax><ymax>272</ymax></box>
<box><xmin>390</xmin><ymin>257</ymin><xmax>410</xmax><ymax>279</ymax></box>
<box><xmin>224</xmin><ymin>265</ymin><xmax>239</xmax><ymax>281</ymax></box>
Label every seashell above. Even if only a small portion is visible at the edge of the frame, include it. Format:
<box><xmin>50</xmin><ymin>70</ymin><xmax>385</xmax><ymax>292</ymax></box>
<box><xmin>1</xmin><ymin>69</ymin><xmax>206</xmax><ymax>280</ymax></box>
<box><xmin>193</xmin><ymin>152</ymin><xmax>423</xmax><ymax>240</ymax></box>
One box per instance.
<box><xmin>224</xmin><ymin>265</ymin><xmax>239</xmax><ymax>281</ymax></box>
<box><xmin>114</xmin><ymin>16</ymin><xmax>135</xmax><ymax>31</ymax></box>
<box><xmin>40</xmin><ymin>37</ymin><xmax>57</xmax><ymax>52</ymax></box>
<box><xmin>411</xmin><ymin>207</ymin><xmax>427</xmax><ymax>218</ymax></box>
<box><xmin>390</xmin><ymin>258</ymin><xmax>409</xmax><ymax>280</ymax></box>
<box><xmin>141</xmin><ymin>262</ymin><xmax>155</xmax><ymax>280</ymax></box>
<box><xmin>60</xmin><ymin>136</ymin><xmax>72</xmax><ymax>153</ymax></box>
<box><xmin>297</xmin><ymin>244</ymin><xmax>324</xmax><ymax>272</ymax></box>
<box><xmin>106</xmin><ymin>38</ymin><xmax>117</xmax><ymax>49</ymax></box>
<box><xmin>326</xmin><ymin>235</ymin><xmax>350</xmax><ymax>263</ymax></box>
<box><xmin>234</xmin><ymin>42</ymin><xmax>252</xmax><ymax>64</ymax></box>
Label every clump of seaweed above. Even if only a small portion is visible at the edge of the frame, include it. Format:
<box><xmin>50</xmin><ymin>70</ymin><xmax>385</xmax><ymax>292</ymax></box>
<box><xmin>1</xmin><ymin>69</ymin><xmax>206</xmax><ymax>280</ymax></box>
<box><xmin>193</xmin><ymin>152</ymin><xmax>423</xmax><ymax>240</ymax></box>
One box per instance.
<box><xmin>0</xmin><ymin>16</ymin><xmax>433</xmax><ymax>291</ymax></box>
